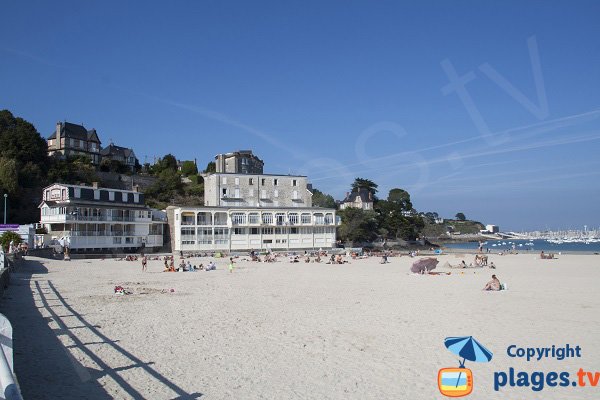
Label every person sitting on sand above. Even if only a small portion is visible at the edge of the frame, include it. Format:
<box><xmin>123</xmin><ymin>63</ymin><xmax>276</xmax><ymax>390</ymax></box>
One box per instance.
<box><xmin>206</xmin><ymin>261</ymin><xmax>216</xmax><ymax>271</ymax></box>
<box><xmin>540</xmin><ymin>251</ymin><xmax>555</xmax><ymax>259</ymax></box>
<box><xmin>483</xmin><ymin>274</ymin><xmax>501</xmax><ymax>291</ymax></box>
<box><xmin>459</xmin><ymin>260</ymin><xmax>467</xmax><ymax>268</ymax></box>
<box><xmin>489</xmin><ymin>261</ymin><xmax>496</xmax><ymax>269</ymax></box>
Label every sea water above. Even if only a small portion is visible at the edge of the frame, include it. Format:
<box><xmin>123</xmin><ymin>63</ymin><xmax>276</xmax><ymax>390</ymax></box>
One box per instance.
<box><xmin>444</xmin><ymin>239</ymin><xmax>600</xmax><ymax>253</ymax></box>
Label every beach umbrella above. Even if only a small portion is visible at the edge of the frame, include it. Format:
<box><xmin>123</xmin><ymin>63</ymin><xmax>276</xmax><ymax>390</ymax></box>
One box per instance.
<box><xmin>444</xmin><ymin>336</ymin><xmax>493</xmax><ymax>387</ymax></box>
<box><xmin>444</xmin><ymin>336</ymin><xmax>493</xmax><ymax>364</ymax></box>
<box><xmin>410</xmin><ymin>257</ymin><xmax>439</xmax><ymax>273</ymax></box>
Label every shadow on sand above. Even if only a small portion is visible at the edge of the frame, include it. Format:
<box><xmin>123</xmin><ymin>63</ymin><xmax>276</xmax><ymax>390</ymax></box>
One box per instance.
<box><xmin>0</xmin><ymin>258</ymin><xmax>203</xmax><ymax>399</ymax></box>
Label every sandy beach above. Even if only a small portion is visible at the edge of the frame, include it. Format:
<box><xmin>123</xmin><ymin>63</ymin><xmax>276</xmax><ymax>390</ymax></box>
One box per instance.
<box><xmin>2</xmin><ymin>252</ymin><xmax>599</xmax><ymax>399</ymax></box>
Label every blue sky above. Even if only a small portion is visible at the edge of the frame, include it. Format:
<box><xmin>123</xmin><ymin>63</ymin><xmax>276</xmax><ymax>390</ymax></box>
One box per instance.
<box><xmin>1</xmin><ymin>1</ymin><xmax>599</xmax><ymax>231</ymax></box>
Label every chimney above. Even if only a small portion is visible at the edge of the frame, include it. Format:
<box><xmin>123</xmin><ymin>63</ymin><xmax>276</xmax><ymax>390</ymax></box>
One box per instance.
<box><xmin>56</xmin><ymin>122</ymin><xmax>62</xmax><ymax>149</ymax></box>
<box><xmin>92</xmin><ymin>182</ymin><xmax>99</xmax><ymax>189</ymax></box>
<box><xmin>133</xmin><ymin>185</ymin><xmax>140</xmax><ymax>193</ymax></box>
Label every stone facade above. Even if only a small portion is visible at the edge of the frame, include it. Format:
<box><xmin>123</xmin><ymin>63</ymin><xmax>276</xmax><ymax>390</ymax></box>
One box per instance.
<box><xmin>204</xmin><ymin>173</ymin><xmax>312</xmax><ymax>208</ymax></box>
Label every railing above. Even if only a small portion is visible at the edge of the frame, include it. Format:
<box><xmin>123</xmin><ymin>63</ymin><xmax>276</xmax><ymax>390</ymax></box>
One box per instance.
<box><xmin>0</xmin><ymin>313</ymin><xmax>23</xmax><ymax>400</ymax></box>
<box><xmin>70</xmin><ymin>231</ymin><xmax>135</xmax><ymax>237</ymax></box>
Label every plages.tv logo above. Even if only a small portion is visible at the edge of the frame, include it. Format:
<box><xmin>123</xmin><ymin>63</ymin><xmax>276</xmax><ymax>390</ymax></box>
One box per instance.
<box><xmin>438</xmin><ymin>336</ymin><xmax>493</xmax><ymax>397</ymax></box>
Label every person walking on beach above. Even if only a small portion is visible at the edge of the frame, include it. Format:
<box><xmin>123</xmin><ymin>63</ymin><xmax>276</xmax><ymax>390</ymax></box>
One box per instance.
<box><xmin>141</xmin><ymin>255</ymin><xmax>147</xmax><ymax>272</ymax></box>
<box><xmin>228</xmin><ymin>257</ymin><xmax>235</xmax><ymax>273</ymax></box>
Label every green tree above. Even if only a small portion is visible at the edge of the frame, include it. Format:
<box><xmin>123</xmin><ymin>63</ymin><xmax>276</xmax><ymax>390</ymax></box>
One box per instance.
<box><xmin>47</xmin><ymin>156</ymin><xmax>98</xmax><ymax>185</ymax></box>
<box><xmin>0</xmin><ymin>231</ymin><xmax>22</xmax><ymax>251</ymax></box>
<box><xmin>150</xmin><ymin>154</ymin><xmax>178</xmax><ymax>175</ymax></box>
<box><xmin>0</xmin><ymin>157</ymin><xmax>19</xmax><ymax>194</ymax></box>
<box><xmin>423</xmin><ymin>211</ymin><xmax>440</xmax><ymax>223</ymax></box>
<box><xmin>204</xmin><ymin>161</ymin><xmax>216</xmax><ymax>173</ymax></box>
<box><xmin>144</xmin><ymin>168</ymin><xmax>184</xmax><ymax>208</ymax></box>
<box><xmin>337</xmin><ymin>208</ymin><xmax>379</xmax><ymax>243</ymax></box>
<box><xmin>455</xmin><ymin>212</ymin><xmax>466</xmax><ymax>221</ymax></box>
<box><xmin>312</xmin><ymin>188</ymin><xmax>336</xmax><ymax>208</ymax></box>
<box><xmin>351</xmin><ymin>177</ymin><xmax>378</xmax><ymax>194</ymax></box>
<box><xmin>0</xmin><ymin>110</ymin><xmax>48</xmax><ymax>169</ymax></box>
<box><xmin>180</xmin><ymin>160</ymin><xmax>198</xmax><ymax>176</ymax></box>
<box><xmin>387</xmin><ymin>188</ymin><xmax>412</xmax><ymax>211</ymax></box>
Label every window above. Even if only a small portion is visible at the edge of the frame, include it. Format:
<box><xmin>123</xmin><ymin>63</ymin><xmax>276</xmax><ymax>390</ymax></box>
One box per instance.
<box><xmin>288</xmin><ymin>213</ymin><xmax>299</xmax><ymax>224</ymax></box>
<box><xmin>214</xmin><ymin>212</ymin><xmax>228</xmax><ymax>225</ymax></box>
<box><xmin>122</xmin><ymin>192</ymin><xmax>128</xmax><ymax>202</ymax></box>
<box><xmin>261</xmin><ymin>178</ymin><xmax>266</xmax><ymax>185</ymax></box>
<box><xmin>275</xmin><ymin>227</ymin><xmax>283</xmax><ymax>234</ymax></box>
<box><xmin>234</xmin><ymin>188</ymin><xmax>240</xmax><ymax>198</ymax></box>
<box><xmin>222</xmin><ymin>188</ymin><xmax>227</xmax><ymax>196</ymax></box>
<box><xmin>249</xmin><ymin>178</ymin><xmax>254</xmax><ymax>185</ymax></box>
<box><xmin>222</xmin><ymin>177</ymin><xmax>227</xmax><ymax>184</ymax></box>
<box><xmin>181</xmin><ymin>227</ymin><xmax>195</xmax><ymax>236</ymax></box>
<box><xmin>261</xmin><ymin>189</ymin><xmax>267</xmax><ymax>198</ymax></box>
<box><xmin>325</xmin><ymin>213</ymin><xmax>334</xmax><ymax>225</ymax></box>
<box><xmin>263</xmin><ymin>239</ymin><xmax>272</xmax><ymax>244</ymax></box>
<box><xmin>292</xmin><ymin>179</ymin><xmax>297</xmax><ymax>186</ymax></box>
<box><xmin>109</xmin><ymin>191</ymin><xmax>115</xmax><ymax>201</ymax></box>
<box><xmin>214</xmin><ymin>228</ymin><xmax>229</xmax><ymax>244</ymax></box>
<box><xmin>249</xmin><ymin>188</ymin><xmax>254</xmax><ymax>197</ymax></box>
<box><xmin>198</xmin><ymin>228</ymin><xmax>212</xmax><ymax>244</ymax></box>
<box><xmin>235</xmin><ymin>177</ymin><xmax>239</xmax><ymax>185</ymax></box>
<box><xmin>292</xmin><ymin>190</ymin><xmax>298</xmax><ymax>200</ymax></box>
<box><xmin>275</xmin><ymin>213</ymin><xmax>285</xmax><ymax>225</ymax></box>
<box><xmin>74</xmin><ymin>188</ymin><xmax>81</xmax><ymax>198</ymax></box>
<box><xmin>94</xmin><ymin>190</ymin><xmax>100</xmax><ymax>200</ymax></box>
<box><xmin>261</xmin><ymin>213</ymin><xmax>273</xmax><ymax>224</ymax></box>
<box><xmin>274</xmin><ymin>189</ymin><xmax>279</xmax><ymax>198</ymax></box>
<box><xmin>231</xmin><ymin>212</ymin><xmax>246</xmax><ymax>225</ymax></box>
<box><xmin>197</xmin><ymin>212</ymin><xmax>212</xmax><ymax>225</ymax></box>
<box><xmin>248</xmin><ymin>213</ymin><xmax>259</xmax><ymax>224</ymax></box>
<box><xmin>133</xmin><ymin>193</ymin><xmax>139</xmax><ymax>203</ymax></box>
<box><xmin>274</xmin><ymin>179</ymin><xmax>278</xmax><ymax>186</ymax></box>
<box><xmin>314</xmin><ymin>213</ymin><xmax>325</xmax><ymax>224</ymax></box>
<box><xmin>250</xmin><ymin>227</ymin><xmax>259</xmax><ymax>235</ymax></box>
<box><xmin>262</xmin><ymin>227</ymin><xmax>273</xmax><ymax>235</ymax></box>
<box><xmin>233</xmin><ymin>228</ymin><xmax>246</xmax><ymax>235</ymax></box>
<box><xmin>290</xmin><ymin>227</ymin><xmax>299</xmax><ymax>234</ymax></box>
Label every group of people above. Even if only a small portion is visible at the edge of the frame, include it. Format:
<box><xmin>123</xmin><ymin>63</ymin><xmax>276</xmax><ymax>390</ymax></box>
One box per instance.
<box><xmin>540</xmin><ymin>251</ymin><xmax>556</xmax><ymax>259</ymax></box>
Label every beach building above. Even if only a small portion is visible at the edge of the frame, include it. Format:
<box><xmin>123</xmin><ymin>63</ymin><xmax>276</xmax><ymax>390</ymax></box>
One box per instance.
<box><xmin>38</xmin><ymin>183</ymin><xmax>166</xmax><ymax>253</ymax></box>
<box><xmin>170</xmin><ymin>151</ymin><xmax>337</xmax><ymax>252</ymax></box>
<box><xmin>100</xmin><ymin>143</ymin><xmax>139</xmax><ymax>171</ymax></box>
<box><xmin>47</xmin><ymin>121</ymin><xmax>102</xmax><ymax>165</ymax></box>
<box><xmin>203</xmin><ymin>173</ymin><xmax>312</xmax><ymax>208</ymax></box>
<box><xmin>338</xmin><ymin>189</ymin><xmax>374</xmax><ymax>210</ymax></box>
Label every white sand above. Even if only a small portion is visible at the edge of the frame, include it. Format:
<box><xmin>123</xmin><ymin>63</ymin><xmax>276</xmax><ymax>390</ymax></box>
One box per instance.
<box><xmin>2</xmin><ymin>253</ymin><xmax>599</xmax><ymax>399</ymax></box>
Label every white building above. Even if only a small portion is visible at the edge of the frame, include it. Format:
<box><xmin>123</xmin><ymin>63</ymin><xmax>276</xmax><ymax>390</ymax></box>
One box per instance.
<box><xmin>169</xmin><ymin>206</ymin><xmax>337</xmax><ymax>252</ymax></box>
<box><xmin>171</xmin><ymin>152</ymin><xmax>336</xmax><ymax>252</ymax></box>
<box><xmin>39</xmin><ymin>183</ymin><xmax>166</xmax><ymax>252</ymax></box>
